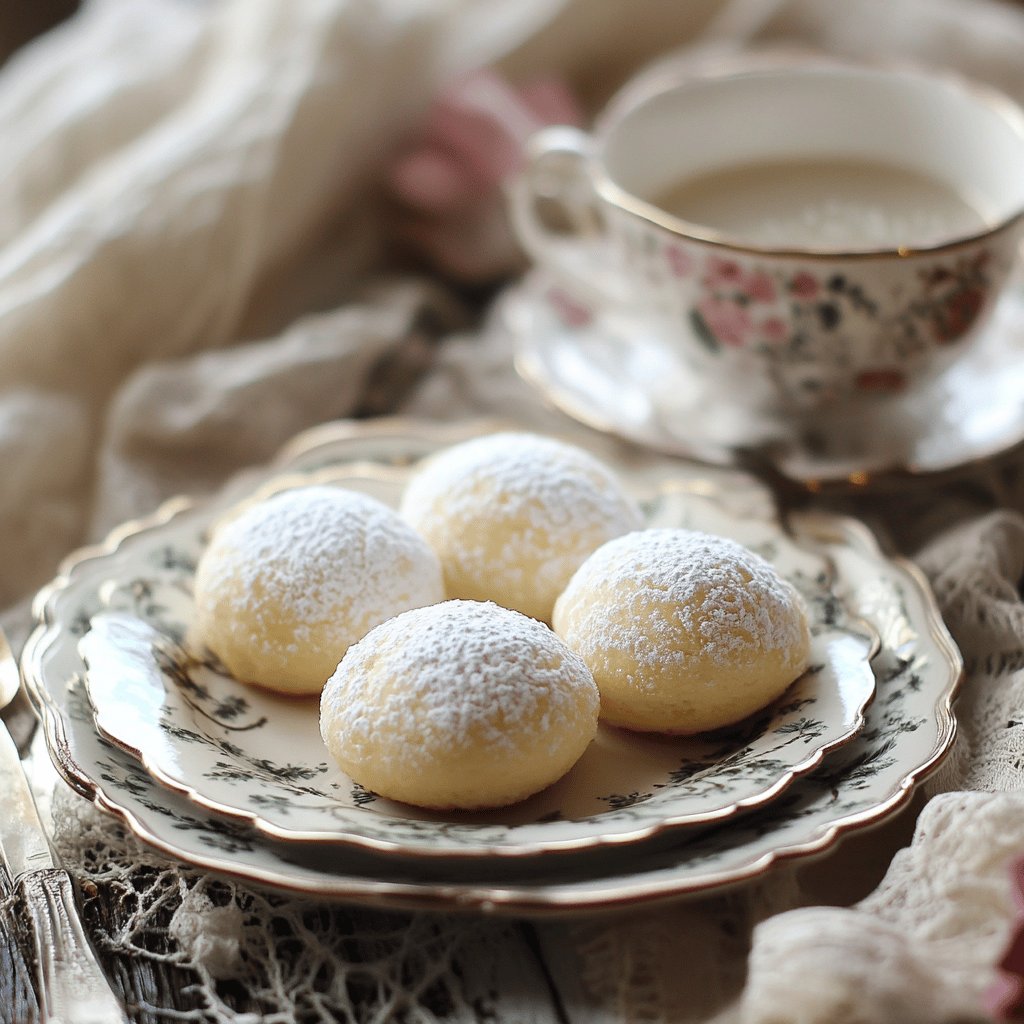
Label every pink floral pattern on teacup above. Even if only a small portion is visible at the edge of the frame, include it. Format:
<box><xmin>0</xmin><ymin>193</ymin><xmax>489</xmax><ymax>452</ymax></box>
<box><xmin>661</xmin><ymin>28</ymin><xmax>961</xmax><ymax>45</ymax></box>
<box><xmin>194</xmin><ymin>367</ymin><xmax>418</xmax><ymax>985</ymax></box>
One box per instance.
<box><xmin>745</xmin><ymin>270</ymin><xmax>776</xmax><ymax>304</ymax></box>
<box><xmin>668</xmin><ymin>242</ymin><xmax>999</xmax><ymax>399</ymax></box>
<box><xmin>788</xmin><ymin>271</ymin><xmax>820</xmax><ymax>301</ymax></box>
<box><xmin>694</xmin><ymin>296</ymin><xmax>751</xmax><ymax>348</ymax></box>
<box><xmin>703</xmin><ymin>256</ymin><xmax>745</xmax><ymax>289</ymax></box>
<box><xmin>665</xmin><ymin>244</ymin><xmax>695</xmax><ymax>278</ymax></box>
<box><xmin>923</xmin><ymin>252</ymin><xmax>990</xmax><ymax>344</ymax></box>
<box><xmin>759</xmin><ymin>317</ymin><xmax>789</xmax><ymax>344</ymax></box>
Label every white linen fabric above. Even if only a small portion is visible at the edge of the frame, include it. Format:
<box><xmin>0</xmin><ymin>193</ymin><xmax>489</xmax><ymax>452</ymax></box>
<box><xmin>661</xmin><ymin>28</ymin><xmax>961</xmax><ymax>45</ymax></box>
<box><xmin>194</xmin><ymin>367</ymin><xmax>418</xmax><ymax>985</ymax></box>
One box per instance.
<box><xmin>5</xmin><ymin>0</ymin><xmax>1024</xmax><ymax>1020</ymax></box>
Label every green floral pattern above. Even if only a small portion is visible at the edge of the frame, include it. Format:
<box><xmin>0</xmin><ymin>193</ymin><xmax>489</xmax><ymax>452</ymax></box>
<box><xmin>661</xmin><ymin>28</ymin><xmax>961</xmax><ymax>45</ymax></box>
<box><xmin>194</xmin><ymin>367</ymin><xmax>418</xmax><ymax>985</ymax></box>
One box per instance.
<box><xmin>75</xmin><ymin>472</ymin><xmax>874</xmax><ymax>856</ymax></box>
<box><xmin>22</xmin><ymin>423</ymin><xmax>961</xmax><ymax>909</ymax></box>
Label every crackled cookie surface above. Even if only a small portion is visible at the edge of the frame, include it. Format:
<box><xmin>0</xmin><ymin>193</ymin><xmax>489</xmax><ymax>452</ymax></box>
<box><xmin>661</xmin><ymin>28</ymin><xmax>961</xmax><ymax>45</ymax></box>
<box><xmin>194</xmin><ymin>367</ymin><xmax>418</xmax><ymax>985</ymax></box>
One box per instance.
<box><xmin>552</xmin><ymin>528</ymin><xmax>811</xmax><ymax>734</ymax></box>
<box><xmin>399</xmin><ymin>432</ymin><xmax>642</xmax><ymax>623</ymax></box>
<box><xmin>320</xmin><ymin>600</ymin><xmax>600</xmax><ymax>809</ymax></box>
<box><xmin>194</xmin><ymin>485</ymin><xmax>444</xmax><ymax>695</ymax></box>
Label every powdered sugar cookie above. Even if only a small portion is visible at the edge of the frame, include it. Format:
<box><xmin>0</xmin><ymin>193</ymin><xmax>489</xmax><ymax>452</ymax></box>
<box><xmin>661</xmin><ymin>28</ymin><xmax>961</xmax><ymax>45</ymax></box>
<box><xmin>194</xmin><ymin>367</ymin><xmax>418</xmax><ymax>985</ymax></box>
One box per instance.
<box><xmin>399</xmin><ymin>432</ymin><xmax>642</xmax><ymax>623</ymax></box>
<box><xmin>194</xmin><ymin>485</ymin><xmax>444</xmax><ymax>695</ymax></box>
<box><xmin>552</xmin><ymin>529</ymin><xmax>811</xmax><ymax>734</ymax></box>
<box><xmin>320</xmin><ymin>600</ymin><xmax>600</xmax><ymax>809</ymax></box>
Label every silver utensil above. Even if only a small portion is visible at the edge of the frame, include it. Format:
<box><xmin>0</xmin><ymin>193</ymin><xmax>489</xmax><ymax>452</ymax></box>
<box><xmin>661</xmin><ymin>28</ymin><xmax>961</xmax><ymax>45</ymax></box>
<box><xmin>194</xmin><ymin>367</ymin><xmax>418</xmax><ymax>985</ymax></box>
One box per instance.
<box><xmin>0</xmin><ymin>630</ymin><xmax>126</xmax><ymax>1023</ymax></box>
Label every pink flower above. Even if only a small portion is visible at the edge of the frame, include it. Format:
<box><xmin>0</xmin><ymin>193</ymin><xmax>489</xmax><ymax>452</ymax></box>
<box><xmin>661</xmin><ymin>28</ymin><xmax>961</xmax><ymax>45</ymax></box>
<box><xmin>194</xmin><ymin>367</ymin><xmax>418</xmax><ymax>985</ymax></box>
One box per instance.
<box><xmin>705</xmin><ymin>256</ymin><xmax>744</xmax><ymax>289</ymax></box>
<box><xmin>789</xmin><ymin>271</ymin><xmax>820</xmax><ymax>300</ymax></box>
<box><xmin>697</xmin><ymin>296</ymin><xmax>752</xmax><ymax>348</ymax></box>
<box><xmin>743</xmin><ymin>270</ymin><xmax>776</xmax><ymax>303</ymax></box>
<box><xmin>387</xmin><ymin>71</ymin><xmax>583</xmax><ymax>282</ymax></box>
<box><xmin>391</xmin><ymin>71</ymin><xmax>582</xmax><ymax>208</ymax></box>
<box><xmin>932</xmin><ymin>285</ymin><xmax>984</xmax><ymax>343</ymax></box>
<box><xmin>759</xmin><ymin>317</ymin><xmax>789</xmax><ymax>344</ymax></box>
<box><xmin>665</xmin><ymin>244</ymin><xmax>695</xmax><ymax>278</ymax></box>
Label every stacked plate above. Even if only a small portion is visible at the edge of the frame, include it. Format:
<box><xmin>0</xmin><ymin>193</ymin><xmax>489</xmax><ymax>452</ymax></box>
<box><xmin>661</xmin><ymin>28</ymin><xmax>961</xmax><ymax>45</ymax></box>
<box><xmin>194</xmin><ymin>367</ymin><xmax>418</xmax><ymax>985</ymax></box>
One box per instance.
<box><xmin>23</xmin><ymin>420</ymin><xmax>962</xmax><ymax>914</ymax></box>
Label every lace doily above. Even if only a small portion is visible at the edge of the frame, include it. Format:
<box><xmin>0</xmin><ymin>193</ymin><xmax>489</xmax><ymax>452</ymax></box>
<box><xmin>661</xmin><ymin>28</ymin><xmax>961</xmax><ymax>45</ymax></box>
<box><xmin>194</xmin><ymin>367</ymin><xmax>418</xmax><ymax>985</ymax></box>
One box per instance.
<box><xmin>52</xmin><ymin>789</ymin><xmax>546</xmax><ymax>1023</ymax></box>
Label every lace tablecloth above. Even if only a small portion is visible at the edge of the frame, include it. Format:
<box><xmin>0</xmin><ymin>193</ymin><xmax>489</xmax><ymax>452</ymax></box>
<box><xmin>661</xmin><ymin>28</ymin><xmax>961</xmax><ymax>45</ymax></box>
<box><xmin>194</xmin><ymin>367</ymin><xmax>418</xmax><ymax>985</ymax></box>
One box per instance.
<box><xmin>3</xmin><ymin>0</ymin><xmax>1024</xmax><ymax>1021</ymax></box>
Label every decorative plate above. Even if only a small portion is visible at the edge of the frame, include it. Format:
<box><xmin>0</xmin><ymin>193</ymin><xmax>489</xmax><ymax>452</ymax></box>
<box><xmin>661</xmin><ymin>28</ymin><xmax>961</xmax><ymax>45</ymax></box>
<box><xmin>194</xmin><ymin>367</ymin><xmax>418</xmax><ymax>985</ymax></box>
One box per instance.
<box><xmin>22</xmin><ymin>424</ymin><xmax>962</xmax><ymax>912</ymax></box>
<box><xmin>74</xmin><ymin>463</ymin><xmax>875</xmax><ymax>857</ymax></box>
<box><xmin>508</xmin><ymin>270</ymin><xmax>1024</xmax><ymax>490</ymax></box>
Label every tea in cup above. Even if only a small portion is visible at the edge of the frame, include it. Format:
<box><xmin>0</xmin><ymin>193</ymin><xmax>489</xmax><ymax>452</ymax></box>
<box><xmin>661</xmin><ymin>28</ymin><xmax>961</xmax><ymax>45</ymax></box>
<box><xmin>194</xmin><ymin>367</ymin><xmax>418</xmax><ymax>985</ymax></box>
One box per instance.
<box><xmin>509</xmin><ymin>63</ymin><xmax>1024</xmax><ymax>413</ymax></box>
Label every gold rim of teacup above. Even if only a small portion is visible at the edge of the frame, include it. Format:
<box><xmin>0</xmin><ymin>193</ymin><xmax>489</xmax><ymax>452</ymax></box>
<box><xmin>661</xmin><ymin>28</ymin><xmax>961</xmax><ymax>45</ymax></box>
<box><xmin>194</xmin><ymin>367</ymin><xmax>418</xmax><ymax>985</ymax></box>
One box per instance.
<box><xmin>597</xmin><ymin>181</ymin><xmax>1024</xmax><ymax>260</ymax></box>
<box><xmin>591</xmin><ymin>60</ymin><xmax>1024</xmax><ymax>260</ymax></box>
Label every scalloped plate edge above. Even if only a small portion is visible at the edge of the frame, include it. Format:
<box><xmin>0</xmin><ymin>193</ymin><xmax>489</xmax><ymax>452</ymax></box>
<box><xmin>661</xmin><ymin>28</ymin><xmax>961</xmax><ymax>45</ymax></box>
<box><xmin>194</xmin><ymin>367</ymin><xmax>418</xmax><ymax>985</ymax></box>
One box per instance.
<box><xmin>20</xmin><ymin>421</ymin><xmax>964</xmax><ymax>913</ymax></box>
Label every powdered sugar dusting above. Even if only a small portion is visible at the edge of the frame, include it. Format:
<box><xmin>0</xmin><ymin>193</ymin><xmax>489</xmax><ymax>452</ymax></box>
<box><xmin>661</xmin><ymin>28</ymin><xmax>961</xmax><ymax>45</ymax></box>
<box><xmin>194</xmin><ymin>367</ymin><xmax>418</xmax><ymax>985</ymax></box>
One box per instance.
<box><xmin>554</xmin><ymin>528</ymin><xmax>808</xmax><ymax>679</ymax></box>
<box><xmin>320</xmin><ymin>600</ymin><xmax>599</xmax><ymax>773</ymax></box>
<box><xmin>195</xmin><ymin>485</ymin><xmax>443</xmax><ymax>666</ymax></box>
<box><xmin>399</xmin><ymin>432</ymin><xmax>642</xmax><ymax>619</ymax></box>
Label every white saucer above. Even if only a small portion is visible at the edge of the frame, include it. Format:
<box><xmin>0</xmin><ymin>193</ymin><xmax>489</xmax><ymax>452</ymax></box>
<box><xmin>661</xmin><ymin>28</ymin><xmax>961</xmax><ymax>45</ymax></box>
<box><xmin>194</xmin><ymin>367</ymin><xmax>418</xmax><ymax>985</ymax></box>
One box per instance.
<box><xmin>507</xmin><ymin>271</ymin><xmax>1024</xmax><ymax>489</ymax></box>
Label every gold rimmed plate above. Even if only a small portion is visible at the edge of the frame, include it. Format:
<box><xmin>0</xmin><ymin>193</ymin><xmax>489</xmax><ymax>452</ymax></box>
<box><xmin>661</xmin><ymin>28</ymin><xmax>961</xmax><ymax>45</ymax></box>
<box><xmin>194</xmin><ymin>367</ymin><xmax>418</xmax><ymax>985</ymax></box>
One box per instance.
<box><xmin>72</xmin><ymin>457</ymin><xmax>875</xmax><ymax>858</ymax></box>
<box><xmin>22</xmin><ymin>419</ymin><xmax>962</xmax><ymax>912</ymax></box>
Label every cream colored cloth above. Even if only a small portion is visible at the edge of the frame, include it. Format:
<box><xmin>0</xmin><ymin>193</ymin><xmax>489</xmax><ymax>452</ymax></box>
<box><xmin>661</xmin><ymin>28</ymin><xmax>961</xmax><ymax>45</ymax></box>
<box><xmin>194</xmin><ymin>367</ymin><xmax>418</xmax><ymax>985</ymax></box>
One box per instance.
<box><xmin>6</xmin><ymin>0</ymin><xmax>1024</xmax><ymax>1021</ymax></box>
<box><xmin>0</xmin><ymin>0</ymin><xmax>552</xmax><ymax>626</ymax></box>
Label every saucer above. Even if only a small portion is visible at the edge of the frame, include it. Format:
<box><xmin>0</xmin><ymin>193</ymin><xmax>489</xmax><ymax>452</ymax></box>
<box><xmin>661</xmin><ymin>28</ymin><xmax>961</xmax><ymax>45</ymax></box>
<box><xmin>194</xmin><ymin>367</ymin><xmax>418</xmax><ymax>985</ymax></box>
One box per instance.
<box><xmin>507</xmin><ymin>271</ymin><xmax>1024</xmax><ymax>490</ymax></box>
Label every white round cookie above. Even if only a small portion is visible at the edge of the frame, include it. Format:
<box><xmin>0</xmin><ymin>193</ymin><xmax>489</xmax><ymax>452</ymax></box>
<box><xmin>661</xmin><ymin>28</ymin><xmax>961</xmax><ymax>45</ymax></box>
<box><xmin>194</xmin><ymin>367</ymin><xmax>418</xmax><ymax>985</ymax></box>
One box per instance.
<box><xmin>194</xmin><ymin>485</ymin><xmax>444</xmax><ymax>695</ymax></box>
<box><xmin>552</xmin><ymin>528</ymin><xmax>811</xmax><ymax>734</ymax></box>
<box><xmin>320</xmin><ymin>600</ymin><xmax>600</xmax><ymax>810</ymax></box>
<box><xmin>399</xmin><ymin>432</ymin><xmax>642</xmax><ymax>623</ymax></box>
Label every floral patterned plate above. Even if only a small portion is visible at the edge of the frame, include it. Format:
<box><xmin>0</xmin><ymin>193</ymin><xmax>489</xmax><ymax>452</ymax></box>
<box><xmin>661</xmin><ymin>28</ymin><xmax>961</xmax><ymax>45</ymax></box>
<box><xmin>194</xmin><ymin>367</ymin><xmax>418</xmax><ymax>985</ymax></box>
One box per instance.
<box><xmin>73</xmin><ymin>462</ymin><xmax>875</xmax><ymax>858</ymax></box>
<box><xmin>509</xmin><ymin>269</ymin><xmax>1024</xmax><ymax>490</ymax></box>
<box><xmin>21</xmin><ymin>422</ymin><xmax>962</xmax><ymax>911</ymax></box>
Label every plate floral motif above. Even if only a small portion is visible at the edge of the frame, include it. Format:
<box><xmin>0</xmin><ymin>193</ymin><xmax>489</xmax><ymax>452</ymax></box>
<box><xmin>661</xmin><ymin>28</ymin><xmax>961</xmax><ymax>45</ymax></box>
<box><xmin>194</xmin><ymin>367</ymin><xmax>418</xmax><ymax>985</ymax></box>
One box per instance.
<box><xmin>75</xmin><ymin>466</ymin><xmax>875</xmax><ymax>857</ymax></box>
<box><xmin>22</xmin><ymin>420</ymin><xmax>962</xmax><ymax>911</ymax></box>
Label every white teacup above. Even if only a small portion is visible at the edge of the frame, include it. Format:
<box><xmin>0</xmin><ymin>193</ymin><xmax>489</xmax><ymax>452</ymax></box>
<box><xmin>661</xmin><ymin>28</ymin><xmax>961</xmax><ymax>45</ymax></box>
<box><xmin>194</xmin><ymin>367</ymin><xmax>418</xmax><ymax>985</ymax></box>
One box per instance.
<box><xmin>509</xmin><ymin>63</ymin><xmax>1024</xmax><ymax>413</ymax></box>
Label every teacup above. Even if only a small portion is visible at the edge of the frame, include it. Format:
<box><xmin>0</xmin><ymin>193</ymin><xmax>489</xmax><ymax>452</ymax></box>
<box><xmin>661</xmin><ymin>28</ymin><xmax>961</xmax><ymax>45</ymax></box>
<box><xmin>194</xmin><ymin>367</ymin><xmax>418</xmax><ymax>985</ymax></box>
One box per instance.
<box><xmin>508</xmin><ymin>62</ymin><xmax>1024</xmax><ymax>413</ymax></box>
